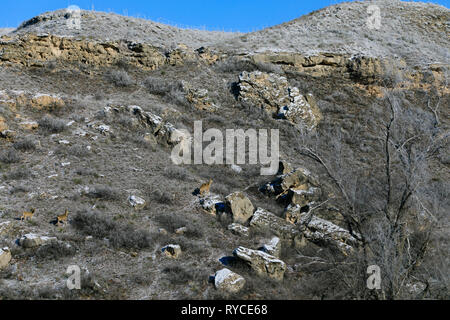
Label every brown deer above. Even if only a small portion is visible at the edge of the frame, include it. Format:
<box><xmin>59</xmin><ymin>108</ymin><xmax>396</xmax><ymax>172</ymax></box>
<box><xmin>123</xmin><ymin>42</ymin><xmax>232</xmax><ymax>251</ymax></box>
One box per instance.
<box><xmin>21</xmin><ymin>208</ymin><xmax>35</xmax><ymax>221</ymax></box>
<box><xmin>199</xmin><ymin>179</ymin><xmax>213</xmax><ymax>195</ymax></box>
<box><xmin>56</xmin><ymin>209</ymin><xmax>69</xmax><ymax>225</ymax></box>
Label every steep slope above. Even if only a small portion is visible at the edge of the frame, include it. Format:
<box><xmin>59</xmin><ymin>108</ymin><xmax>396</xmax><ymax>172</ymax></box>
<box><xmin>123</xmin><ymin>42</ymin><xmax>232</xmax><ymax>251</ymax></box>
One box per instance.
<box><xmin>219</xmin><ymin>0</ymin><xmax>449</xmax><ymax>65</ymax></box>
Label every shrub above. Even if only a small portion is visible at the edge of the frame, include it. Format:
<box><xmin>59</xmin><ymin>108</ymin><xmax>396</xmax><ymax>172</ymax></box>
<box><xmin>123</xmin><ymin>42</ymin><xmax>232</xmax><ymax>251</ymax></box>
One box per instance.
<box><xmin>72</xmin><ymin>210</ymin><xmax>152</xmax><ymax>249</ymax></box>
<box><xmin>104</xmin><ymin>70</ymin><xmax>133</xmax><ymax>87</ymax></box>
<box><xmin>5</xmin><ymin>167</ymin><xmax>31</xmax><ymax>180</ymax></box>
<box><xmin>163</xmin><ymin>166</ymin><xmax>188</xmax><ymax>180</ymax></box>
<box><xmin>34</xmin><ymin>241</ymin><xmax>76</xmax><ymax>260</ymax></box>
<box><xmin>13</xmin><ymin>137</ymin><xmax>36</xmax><ymax>151</ymax></box>
<box><xmin>0</xmin><ymin>149</ymin><xmax>21</xmax><ymax>164</ymax></box>
<box><xmin>87</xmin><ymin>185</ymin><xmax>120</xmax><ymax>200</ymax></box>
<box><xmin>38</xmin><ymin>116</ymin><xmax>66</xmax><ymax>133</ymax></box>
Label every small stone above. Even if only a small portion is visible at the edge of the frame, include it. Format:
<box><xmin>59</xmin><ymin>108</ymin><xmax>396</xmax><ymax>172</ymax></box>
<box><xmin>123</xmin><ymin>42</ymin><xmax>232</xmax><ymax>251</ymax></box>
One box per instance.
<box><xmin>214</xmin><ymin>268</ymin><xmax>245</xmax><ymax>293</ymax></box>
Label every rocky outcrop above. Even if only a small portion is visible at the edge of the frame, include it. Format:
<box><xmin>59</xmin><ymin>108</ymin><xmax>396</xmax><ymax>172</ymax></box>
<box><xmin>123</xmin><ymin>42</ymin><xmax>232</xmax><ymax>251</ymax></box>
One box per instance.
<box><xmin>181</xmin><ymin>81</ymin><xmax>217</xmax><ymax>111</ymax></box>
<box><xmin>19</xmin><ymin>233</ymin><xmax>57</xmax><ymax>248</ymax></box>
<box><xmin>237</xmin><ymin>71</ymin><xmax>322</xmax><ymax>129</ymax></box>
<box><xmin>233</xmin><ymin>246</ymin><xmax>286</xmax><ymax>281</ymax></box>
<box><xmin>225</xmin><ymin>192</ymin><xmax>254</xmax><ymax>224</ymax></box>
<box><xmin>107</xmin><ymin>105</ymin><xmax>186</xmax><ymax>146</ymax></box>
<box><xmin>0</xmin><ymin>89</ymin><xmax>65</xmax><ymax>112</ymax></box>
<box><xmin>214</xmin><ymin>268</ymin><xmax>246</xmax><ymax>293</ymax></box>
<box><xmin>0</xmin><ymin>34</ymin><xmax>165</xmax><ymax>70</ymax></box>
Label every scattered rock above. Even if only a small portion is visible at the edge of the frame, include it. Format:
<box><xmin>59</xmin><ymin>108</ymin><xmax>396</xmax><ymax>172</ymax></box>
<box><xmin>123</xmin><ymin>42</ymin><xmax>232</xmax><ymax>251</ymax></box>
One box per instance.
<box><xmin>128</xmin><ymin>195</ymin><xmax>146</xmax><ymax>210</ymax></box>
<box><xmin>228</xmin><ymin>223</ymin><xmax>250</xmax><ymax>237</ymax></box>
<box><xmin>260</xmin><ymin>237</ymin><xmax>281</xmax><ymax>258</ymax></box>
<box><xmin>19</xmin><ymin>120</ymin><xmax>39</xmax><ymax>130</ymax></box>
<box><xmin>250</xmin><ymin>207</ymin><xmax>303</xmax><ymax>246</ymax></box>
<box><xmin>230</xmin><ymin>164</ymin><xmax>242</xmax><ymax>174</ymax></box>
<box><xmin>0</xmin><ymin>247</ymin><xmax>11</xmax><ymax>269</ymax></box>
<box><xmin>214</xmin><ymin>268</ymin><xmax>246</xmax><ymax>293</ymax></box>
<box><xmin>225</xmin><ymin>192</ymin><xmax>254</xmax><ymax>224</ymax></box>
<box><xmin>19</xmin><ymin>233</ymin><xmax>57</xmax><ymax>248</ymax></box>
<box><xmin>199</xmin><ymin>193</ymin><xmax>226</xmax><ymax>216</ymax></box>
<box><xmin>233</xmin><ymin>246</ymin><xmax>286</xmax><ymax>281</ymax></box>
<box><xmin>161</xmin><ymin>244</ymin><xmax>182</xmax><ymax>259</ymax></box>
<box><xmin>175</xmin><ymin>227</ymin><xmax>187</xmax><ymax>235</ymax></box>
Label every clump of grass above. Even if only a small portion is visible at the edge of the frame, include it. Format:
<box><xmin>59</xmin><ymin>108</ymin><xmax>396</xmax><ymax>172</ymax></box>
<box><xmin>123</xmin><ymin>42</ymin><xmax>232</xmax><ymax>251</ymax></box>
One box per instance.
<box><xmin>33</xmin><ymin>241</ymin><xmax>77</xmax><ymax>260</ymax></box>
<box><xmin>87</xmin><ymin>185</ymin><xmax>120</xmax><ymax>201</ymax></box>
<box><xmin>164</xmin><ymin>166</ymin><xmax>189</xmax><ymax>180</ymax></box>
<box><xmin>72</xmin><ymin>210</ymin><xmax>152</xmax><ymax>249</ymax></box>
<box><xmin>0</xmin><ymin>149</ymin><xmax>21</xmax><ymax>164</ymax></box>
<box><xmin>13</xmin><ymin>137</ymin><xmax>36</xmax><ymax>151</ymax></box>
<box><xmin>104</xmin><ymin>69</ymin><xmax>133</xmax><ymax>87</ymax></box>
<box><xmin>38</xmin><ymin>116</ymin><xmax>66</xmax><ymax>133</ymax></box>
<box><xmin>5</xmin><ymin>167</ymin><xmax>31</xmax><ymax>180</ymax></box>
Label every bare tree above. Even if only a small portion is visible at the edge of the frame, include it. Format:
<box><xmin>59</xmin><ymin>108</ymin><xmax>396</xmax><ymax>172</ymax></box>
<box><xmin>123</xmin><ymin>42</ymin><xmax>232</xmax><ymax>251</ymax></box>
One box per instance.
<box><xmin>296</xmin><ymin>84</ymin><xmax>448</xmax><ymax>299</ymax></box>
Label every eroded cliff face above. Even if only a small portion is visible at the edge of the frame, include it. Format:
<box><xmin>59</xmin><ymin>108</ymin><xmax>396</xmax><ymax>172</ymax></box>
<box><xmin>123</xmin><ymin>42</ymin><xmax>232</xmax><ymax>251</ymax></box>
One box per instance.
<box><xmin>1</xmin><ymin>34</ymin><xmax>446</xmax><ymax>99</ymax></box>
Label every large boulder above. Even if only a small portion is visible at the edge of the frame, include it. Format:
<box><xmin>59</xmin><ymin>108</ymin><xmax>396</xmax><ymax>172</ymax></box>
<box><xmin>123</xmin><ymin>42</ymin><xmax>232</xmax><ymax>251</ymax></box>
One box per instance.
<box><xmin>19</xmin><ymin>233</ymin><xmax>57</xmax><ymax>248</ymax></box>
<box><xmin>0</xmin><ymin>247</ymin><xmax>11</xmax><ymax>269</ymax></box>
<box><xmin>225</xmin><ymin>192</ymin><xmax>254</xmax><ymax>224</ymax></box>
<box><xmin>233</xmin><ymin>246</ymin><xmax>286</xmax><ymax>281</ymax></box>
<box><xmin>250</xmin><ymin>208</ymin><xmax>303</xmax><ymax>246</ymax></box>
<box><xmin>238</xmin><ymin>71</ymin><xmax>322</xmax><ymax>129</ymax></box>
<box><xmin>214</xmin><ymin>268</ymin><xmax>246</xmax><ymax>293</ymax></box>
<box><xmin>285</xmin><ymin>205</ymin><xmax>358</xmax><ymax>254</ymax></box>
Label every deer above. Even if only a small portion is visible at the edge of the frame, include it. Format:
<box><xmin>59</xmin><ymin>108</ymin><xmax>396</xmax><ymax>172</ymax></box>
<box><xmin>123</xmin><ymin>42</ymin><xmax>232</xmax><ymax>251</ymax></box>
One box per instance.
<box><xmin>56</xmin><ymin>209</ymin><xmax>69</xmax><ymax>225</ymax></box>
<box><xmin>199</xmin><ymin>179</ymin><xmax>213</xmax><ymax>195</ymax></box>
<box><xmin>20</xmin><ymin>208</ymin><xmax>35</xmax><ymax>221</ymax></box>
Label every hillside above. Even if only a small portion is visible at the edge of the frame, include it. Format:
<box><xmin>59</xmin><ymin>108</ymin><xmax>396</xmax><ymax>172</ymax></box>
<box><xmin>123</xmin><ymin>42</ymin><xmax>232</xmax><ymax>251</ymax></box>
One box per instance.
<box><xmin>0</xmin><ymin>1</ymin><xmax>448</xmax><ymax>300</ymax></box>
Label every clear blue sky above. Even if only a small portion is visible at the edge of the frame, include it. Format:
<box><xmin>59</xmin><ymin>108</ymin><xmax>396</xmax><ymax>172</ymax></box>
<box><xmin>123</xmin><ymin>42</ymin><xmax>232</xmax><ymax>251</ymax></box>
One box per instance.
<box><xmin>1</xmin><ymin>0</ymin><xmax>449</xmax><ymax>31</ymax></box>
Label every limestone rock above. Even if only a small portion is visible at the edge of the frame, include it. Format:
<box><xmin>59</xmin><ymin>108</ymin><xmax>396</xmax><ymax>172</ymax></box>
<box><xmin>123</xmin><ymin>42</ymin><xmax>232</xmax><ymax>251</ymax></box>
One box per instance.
<box><xmin>250</xmin><ymin>207</ymin><xmax>302</xmax><ymax>245</ymax></box>
<box><xmin>128</xmin><ymin>195</ymin><xmax>146</xmax><ymax>210</ymax></box>
<box><xmin>233</xmin><ymin>246</ymin><xmax>286</xmax><ymax>281</ymax></box>
<box><xmin>0</xmin><ymin>116</ymin><xmax>8</xmax><ymax>132</ymax></box>
<box><xmin>0</xmin><ymin>247</ymin><xmax>11</xmax><ymax>269</ymax></box>
<box><xmin>19</xmin><ymin>233</ymin><xmax>57</xmax><ymax>248</ymax></box>
<box><xmin>228</xmin><ymin>223</ymin><xmax>250</xmax><ymax>237</ymax></box>
<box><xmin>260</xmin><ymin>237</ymin><xmax>281</xmax><ymax>258</ymax></box>
<box><xmin>199</xmin><ymin>193</ymin><xmax>226</xmax><ymax>216</ymax></box>
<box><xmin>225</xmin><ymin>192</ymin><xmax>254</xmax><ymax>224</ymax></box>
<box><xmin>238</xmin><ymin>71</ymin><xmax>322</xmax><ymax>129</ymax></box>
<box><xmin>162</xmin><ymin>244</ymin><xmax>182</xmax><ymax>259</ymax></box>
<box><xmin>30</xmin><ymin>93</ymin><xmax>64</xmax><ymax>111</ymax></box>
<box><xmin>214</xmin><ymin>268</ymin><xmax>246</xmax><ymax>293</ymax></box>
<box><xmin>182</xmin><ymin>81</ymin><xmax>217</xmax><ymax>111</ymax></box>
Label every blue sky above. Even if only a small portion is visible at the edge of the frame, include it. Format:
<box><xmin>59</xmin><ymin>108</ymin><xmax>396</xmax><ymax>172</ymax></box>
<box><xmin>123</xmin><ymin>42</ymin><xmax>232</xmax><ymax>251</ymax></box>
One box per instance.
<box><xmin>1</xmin><ymin>0</ymin><xmax>449</xmax><ymax>31</ymax></box>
